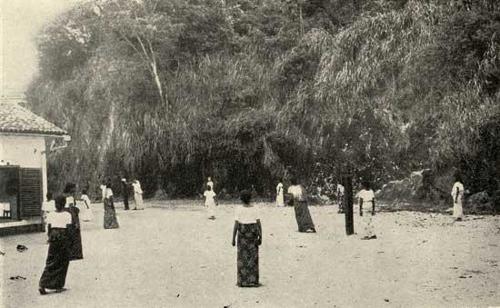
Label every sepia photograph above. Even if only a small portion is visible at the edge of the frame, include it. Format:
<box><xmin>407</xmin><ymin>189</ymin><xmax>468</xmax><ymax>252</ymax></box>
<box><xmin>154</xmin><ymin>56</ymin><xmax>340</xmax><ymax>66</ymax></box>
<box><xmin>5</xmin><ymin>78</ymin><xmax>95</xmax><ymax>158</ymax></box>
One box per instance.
<box><xmin>0</xmin><ymin>0</ymin><xmax>499</xmax><ymax>307</ymax></box>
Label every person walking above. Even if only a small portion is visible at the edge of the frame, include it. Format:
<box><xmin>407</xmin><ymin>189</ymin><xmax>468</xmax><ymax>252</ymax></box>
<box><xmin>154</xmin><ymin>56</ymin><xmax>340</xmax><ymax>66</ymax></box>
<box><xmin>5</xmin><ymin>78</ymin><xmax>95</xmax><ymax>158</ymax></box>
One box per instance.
<box><xmin>358</xmin><ymin>181</ymin><xmax>377</xmax><ymax>240</ymax></box>
<box><xmin>103</xmin><ymin>182</ymin><xmax>119</xmax><ymax>229</ymax></box>
<box><xmin>276</xmin><ymin>180</ymin><xmax>284</xmax><ymax>207</ymax></box>
<box><xmin>232</xmin><ymin>190</ymin><xmax>262</xmax><ymax>287</ymax></box>
<box><xmin>287</xmin><ymin>177</ymin><xmax>316</xmax><ymax>233</ymax></box>
<box><xmin>79</xmin><ymin>189</ymin><xmax>93</xmax><ymax>222</ymax></box>
<box><xmin>121</xmin><ymin>178</ymin><xmax>130</xmax><ymax>210</ymax></box>
<box><xmin>39</xmin><ymin>196</ymin><xmax>72</xmax><ymax>295</ymax></box>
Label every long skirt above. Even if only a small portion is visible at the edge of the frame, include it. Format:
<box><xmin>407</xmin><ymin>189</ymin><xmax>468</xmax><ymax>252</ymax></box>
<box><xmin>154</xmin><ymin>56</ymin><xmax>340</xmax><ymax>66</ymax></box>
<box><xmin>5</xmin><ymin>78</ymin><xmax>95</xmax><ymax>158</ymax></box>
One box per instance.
<box><xmin>276</xmin><ymin>193</ymin><xmax>284</xmax><ymax>207</ymax></box>
<box><xmin>293</xmin><ymin>200</ymin><xmax>316</xmax><ymax>232</ymax></box>
<box><xmin>453</xmin><ymin>198</ymin><xmax>463</xmax><ymax>219</ymax></box>
<box><xmin>64</xmin><ymin>207</ymin><xmax>83</xmax><ymax>260</ymax></box>
<box><xmin>237</xmin><ymin>223</ymin><xmax>260</xmax><ymax>287</ymax></box>
<box><xmin>134</xmin><ymin>193</ymin><xmax>144</xmax><ymax>210</ymax></box>
<box><xmin>39</xmin><ymin>229</ymin><xmax>70</xmax><ymax>289</ymax></box>
<box><xmin>361</xmin><ymin>209</ymin><xmax>375</xmax><ymax>237</ymax></box>
<box><xmin>104</xmin><ymin>198</ymin><xmax>119</xmax><ymax>229</ymax></box>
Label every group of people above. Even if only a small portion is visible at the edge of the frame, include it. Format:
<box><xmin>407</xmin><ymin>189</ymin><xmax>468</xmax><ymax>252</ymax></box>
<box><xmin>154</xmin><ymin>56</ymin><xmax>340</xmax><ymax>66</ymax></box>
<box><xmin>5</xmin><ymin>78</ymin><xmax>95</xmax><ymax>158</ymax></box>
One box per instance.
<box><xmin>38</xmin><ymin>173</ymin><xmax>466</xmax><ymax>293</ymax></box>
<box><xmin>38</xmin><ymin>178</ymin><xmax>144</xmax><ymax>294</ymax></box>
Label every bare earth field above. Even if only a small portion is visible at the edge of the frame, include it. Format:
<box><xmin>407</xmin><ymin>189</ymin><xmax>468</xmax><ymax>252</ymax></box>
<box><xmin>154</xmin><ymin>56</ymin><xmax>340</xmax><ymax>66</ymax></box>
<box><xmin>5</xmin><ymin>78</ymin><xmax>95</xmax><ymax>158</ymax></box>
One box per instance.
<box><xmin>1</xmin><ymin>201</ymin><xmax>499</xmax><ymax>308</ymax></box>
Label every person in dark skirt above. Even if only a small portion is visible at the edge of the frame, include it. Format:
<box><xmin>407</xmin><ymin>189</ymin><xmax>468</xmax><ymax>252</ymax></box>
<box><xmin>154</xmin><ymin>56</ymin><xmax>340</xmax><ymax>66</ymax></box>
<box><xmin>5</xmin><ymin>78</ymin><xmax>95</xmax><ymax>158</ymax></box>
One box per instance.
<box><xmin>232</xmin><ymin>190</ymin><xmax>262</xmax><ymax>287</ymax></box>
<box><xmin>121</xmin><ymin>178</ymin><xmax>130</xmax><ymax>210</ymax></box>
<box><xmin>39</xmin><ymin>196</ymin><xmax>72</xmax><ymax>295</ymax></box>
<box><xmin>104</xmin><ymin>182</ymin><xmax>119</xmax><ymax>229</ymax></box>
<box><xmin>287</xmin><ymin>177</ymin><xmax>316</xmax><ymax>233</ymax></box>
<box><xmin>63</xmin><ymin>183</ymin><xmax>83</xmax><ymax>260</ymax></box>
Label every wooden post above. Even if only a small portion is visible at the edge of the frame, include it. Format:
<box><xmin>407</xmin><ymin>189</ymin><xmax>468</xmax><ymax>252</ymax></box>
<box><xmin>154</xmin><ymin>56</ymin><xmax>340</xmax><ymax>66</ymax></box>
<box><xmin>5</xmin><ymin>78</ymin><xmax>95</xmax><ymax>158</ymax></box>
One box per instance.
<box><xmin>343</xmin><ymin>175</ymin><xmax>354</xmax><ymax>235</ymax></box>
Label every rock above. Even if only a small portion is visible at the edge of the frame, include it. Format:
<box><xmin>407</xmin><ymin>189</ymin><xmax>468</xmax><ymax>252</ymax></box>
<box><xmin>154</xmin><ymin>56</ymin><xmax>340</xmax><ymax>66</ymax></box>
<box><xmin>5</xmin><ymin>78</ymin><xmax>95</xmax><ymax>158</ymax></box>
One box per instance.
<box><xmin>465</xmin><ymin>191</ymin><xmax>494</xmax><ymax>214</ymax></box>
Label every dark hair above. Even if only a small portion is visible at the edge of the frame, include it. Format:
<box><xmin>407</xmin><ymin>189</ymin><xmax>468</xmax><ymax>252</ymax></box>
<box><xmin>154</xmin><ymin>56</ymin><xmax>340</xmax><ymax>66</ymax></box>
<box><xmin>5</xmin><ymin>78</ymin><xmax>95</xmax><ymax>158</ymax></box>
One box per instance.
<box><xmin>361</xmin><ymin>180</ymin><xmax>370</xmax><ymax>190</ymax></box>
<box><xmin>63</xmin><ymin>183</ymin><xmax>76</xmax><ymax>194</ymax></box>
<box><xmin>240</xmin><ymin>190</ymin><xmax>252</xmax><ymax>204</ymax></box>
<box><xmin>46</xmin><ymin>192</ymin><xmax>53</xmax><ymax>200</ymax></box>
<box><xmin>55</xmin><ymin>195</ymin><xmax>66</xmax><ymax>211</ymax></box>
<box><xmin>454</xmin><ymin>172</ymin><xmax>463</xmax><ymax>183</ymax></box>
<box><xmin>106</xmin><ymin>182</ymin><xmax>112</xmax><ymax>188</ymax></box>
<box><xmin>82</xmin><ymin>189</ymin><xmax>87</xmax><ymax>195</ymax></box>
<box><xmin>290</xmin><ymin>177</ymin><xmax>298</xmax><ymax>185</ymax></box>
<box><xmin>206</xmin><ymin>185</ymin><xmax>212</xmax><ymax>191</ymax></box>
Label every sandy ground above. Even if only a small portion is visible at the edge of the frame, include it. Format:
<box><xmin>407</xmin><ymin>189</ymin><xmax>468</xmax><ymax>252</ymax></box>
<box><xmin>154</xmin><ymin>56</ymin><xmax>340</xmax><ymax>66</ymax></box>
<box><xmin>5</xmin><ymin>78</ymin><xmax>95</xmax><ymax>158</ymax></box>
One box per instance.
<box><xmin>1</xmin><ymin>200</ymin><xmax>499</xmax><ymax>308</ymax></box>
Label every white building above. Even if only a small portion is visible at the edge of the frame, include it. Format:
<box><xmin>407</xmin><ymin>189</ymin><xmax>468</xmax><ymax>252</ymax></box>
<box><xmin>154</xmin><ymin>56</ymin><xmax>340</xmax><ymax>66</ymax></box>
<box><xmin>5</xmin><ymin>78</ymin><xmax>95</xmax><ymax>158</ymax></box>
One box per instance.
<box><xmin>0</xmin><ymin>99</ymin><xmax>69</xmax><ymax>234</ymax></box>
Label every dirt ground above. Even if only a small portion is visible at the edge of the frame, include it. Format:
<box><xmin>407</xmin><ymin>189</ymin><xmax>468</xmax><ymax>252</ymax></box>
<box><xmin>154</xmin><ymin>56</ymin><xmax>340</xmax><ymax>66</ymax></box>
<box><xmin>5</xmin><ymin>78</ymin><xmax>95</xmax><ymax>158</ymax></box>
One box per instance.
<box><xmin>1</xmin><ymin>200</ymin><xmax>499</xmax><ymax>308</ymax></box>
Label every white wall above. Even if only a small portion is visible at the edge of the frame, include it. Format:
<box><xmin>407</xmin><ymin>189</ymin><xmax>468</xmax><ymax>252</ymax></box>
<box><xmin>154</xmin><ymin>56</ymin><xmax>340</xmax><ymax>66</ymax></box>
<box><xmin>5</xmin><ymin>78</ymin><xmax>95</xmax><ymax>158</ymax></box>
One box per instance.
<box><xmin>0</xmin><ymin>134</ymin><xmax>47</xmax><ymax>198</ymax></box>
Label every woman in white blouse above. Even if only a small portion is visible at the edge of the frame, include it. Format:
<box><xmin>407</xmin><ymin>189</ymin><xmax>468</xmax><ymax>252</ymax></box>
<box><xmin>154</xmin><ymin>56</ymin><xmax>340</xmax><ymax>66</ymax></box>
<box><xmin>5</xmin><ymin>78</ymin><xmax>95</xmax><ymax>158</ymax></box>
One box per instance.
<box><xmin>451</xmin><ymin>174</ymin><xmax>465</xmax><ymax>221</ymax></box>
<box><xmin>132</xmin><ymin>179</ymin><xmax>144</xmax><ymax>210</ymax></box>
<box><xmin>358</xmin><ymin>180</ymin><xmax>376</xmax><ymax>240</ymax></box>
<box><xmin>232</xmin><ymin>190</ymin><xmax>262</xmax><ymax>287</ymax></box>
<box><xmin>103</xmin><ymin>182</ymin><xmax>119</xmax><ymax>229</ymax></box>
<box><xmin>287</xmin><ymin>177</ymin><xmax>316</xmax><ymax>233</ymax></box>
<box><xmin>39</xmin><ymin>195</ymin><xmax>72</xmax><ymax>295</ymax></box>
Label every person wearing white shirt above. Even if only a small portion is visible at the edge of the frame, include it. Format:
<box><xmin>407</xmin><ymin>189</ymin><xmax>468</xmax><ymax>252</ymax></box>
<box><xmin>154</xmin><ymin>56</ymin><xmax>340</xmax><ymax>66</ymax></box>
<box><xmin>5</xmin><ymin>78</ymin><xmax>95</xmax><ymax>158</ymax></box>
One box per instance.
<box><xmin>358</xmin><ymin>181</ymin><xmax>376</xmax><ymax>240</ymax></box>
<box><xmin>204</xmin><ymin>185</ymin><xmax>217</xmax><ymax>220</ymax></box>
<box><xmin>287</xmin><ymin>177</ymin><xmax>316</xmax><ymax>233</ymax></box>
<box><xmin>132</xmin><ymin>179</ymin><xmax>144</xmax><ymax>210</ymax></box>
<box><xmin>276</xmin><ymin>180</ymin><xmax>284</xmax><ymax>207</ymax></box>
<box><xmin>451</xmin><ymin>174</ymin><xmax>465</xmax><ymax>221</ymax></box>
<box><xmin>207</xmin><ymin>177</ymin><xmax>214</xmax><ymax>191</ymax></box>
<box><xmin>232</xmin><ymin>190</ymin><xmax>262</xmax><ymax>287</ymax></box>
<box><xmin>103</xmin><ymin>182</ymin><xmax>119</xmax><ymax>229</ymax></box>
<box><xmin>79</xmin><ymin>190</ymin><xmax>93</xmax><ymax>222</ymax></box>
<box><xmin>39</xmin><ymin>195</ymin><xmax>73</xmax><ymax>295</ymax></box>
<box><xmin>337</xmin><ymin>183</ymin><xmax>345</xmax><ymax>213</ymax></box>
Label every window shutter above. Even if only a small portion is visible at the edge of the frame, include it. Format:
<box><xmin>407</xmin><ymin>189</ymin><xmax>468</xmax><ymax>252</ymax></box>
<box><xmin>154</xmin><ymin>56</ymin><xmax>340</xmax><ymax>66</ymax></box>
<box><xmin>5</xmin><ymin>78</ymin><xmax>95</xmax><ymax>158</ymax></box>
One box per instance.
<box><xmin>20</xmin><ymin>168</ymin><xmax>43</xmax><ymax>218</ymax></box>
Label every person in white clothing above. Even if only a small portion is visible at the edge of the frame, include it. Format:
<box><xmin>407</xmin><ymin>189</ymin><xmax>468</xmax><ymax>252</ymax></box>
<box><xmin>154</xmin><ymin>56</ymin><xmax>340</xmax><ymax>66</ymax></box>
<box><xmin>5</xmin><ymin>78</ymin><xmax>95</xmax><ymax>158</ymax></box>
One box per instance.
<box><xmin>207</xmin><ymin>177</ymin><xmax>214</xmax><ymax>191</ymax></box>
<box><xmin>337</xmin><ymin>183</ymin><xmax>345</xmax><ymax>213</ymax></box>
<box><xmin>204</xmin><ymin>185</ymin><xmax>217</xmax><ymax>220</ymax></box>
<box><xmin>132</xmin><ymin>180</ymin><xmax>144</xmax><ymax>210</ymax></box>
<box><xmin>42</xmin><ymin>193</ymin><xmax>56</xmax><ymax>225</ymax></box>
<box><xmin>276</xmin><ymin>180</ymin><xmax>284</xmax><ymax>207</ymax></box>
<box><xmin>451</xmin><ymin>174</ymin><xmax>465</xmax><ymax>221</ymax></box>
<box><xmin>358</xmin><ymin>181</ymin><xmax>376</xmax><ymax>240</ymax></box>
<box><xmin>79</xmin><ymin>190</ymin><xmax>93</xmax><ymax>222</ymax></box>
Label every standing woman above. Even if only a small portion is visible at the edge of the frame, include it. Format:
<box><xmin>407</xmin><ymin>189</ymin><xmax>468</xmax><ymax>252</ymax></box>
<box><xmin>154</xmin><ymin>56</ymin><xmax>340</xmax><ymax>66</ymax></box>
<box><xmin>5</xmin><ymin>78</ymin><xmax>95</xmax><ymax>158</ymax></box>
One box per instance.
<box><xmin>276</xmin><ymin>180</ymin><xmax>284</xmax><ymax>207</ymax></box>
<box><xmin>232</xmin><ymin>190</ymin><xmax>262</xmax><ymax>287</ymax></box>
<box><xmin>358</xmin><ymin>181</ymin><xmax>377</xmax><ymax>240</ymax></box>
<box><xmin>103</xmin><ymin>182</ymin><xmax>119</xmax><ymax>229</ymax></box>
<box><xmin>63</xmin><ymin>183</ymin><xmax>83</xmax><ymax>260</ymax></box>
<box><xmin>451</xmin><ymin>174</ymin><xmax>465</xmax><ymax>221</ymax></box>
<box><xmin>39</xmin><ymin>196</ymin><xmax>72</xmax><ymax>295</ymax></box>
<box><xmin>132</xmin><ymin>179</ymin><xmax>144</xmax><ymax>210</ymax></box>
<box><xmin>287</xmin><ymin>178</ymin><xmax>316</xmax><ymax>233</ymax></box>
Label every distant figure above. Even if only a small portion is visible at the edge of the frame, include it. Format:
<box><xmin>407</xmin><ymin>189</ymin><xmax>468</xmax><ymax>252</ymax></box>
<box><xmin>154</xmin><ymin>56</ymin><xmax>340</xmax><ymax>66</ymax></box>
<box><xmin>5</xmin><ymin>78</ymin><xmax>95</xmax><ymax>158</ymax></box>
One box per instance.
<box><xmin>63</xmin><ymin>183</ymin><xmax>83</xmax><ymax>260</ymax></box>
<box><xmin>337</xmin><ymin>183</ymin><xmax>345</xmax><ymax>213</ymax></box>
<box><xmin>42</xmin><ymin>192</ymin><xmax>55</xmax><ymax>224</ymax></box>
<box><xmin>132</xmin><ymin>179</ymin><xmax>144</xmax><ymax>210</ymax></box>
<box><xmin>121</xmin><ymin>178</ymin><xmax>130</xmax><ymax>210</ymax></box>
<box><xmin>103</xmin><ymin>182</ymin><xmax>119</xmax><ymax>229</ymax></box>
<box><xmin>39</xmin><ymin>196</ymin><xmax>72</xmax><ymax>295</ymax></box>
<box><xmin>358</xmin><ymin>181</ymin><xmax>376</xmax><ymax>240</ymax></box>
<box><xmin>79</xmin><ymin>190</ymin><xmax>93</xmax><ymax>222</ymax></box>
<box><xmin>204</xmin><ymin>185</ymin><xmax>217</xmax><ymax>220</ymax></box>
<box><xmin>276</xmin><ymin>180</ymin><xmax>284</xmax><ymax>207</ymax></box>
<box><xmin>451</xmin><ymin>174</ymin><xmax>465</xmax><ymax>221</ymax></box>
<box><xmin>287</xmin><ymin>178</ymin><xmax>316</xmax><ymax>233</ymax></box>
<box><xmin>207</xmin><ymin>177</ymin><xmax>214</xmax><ymax>191</ymax></box>
<box><xmin>232</xmin><ymin>190</ymin><xmax>262</xmax><ymax>287</ymax></box>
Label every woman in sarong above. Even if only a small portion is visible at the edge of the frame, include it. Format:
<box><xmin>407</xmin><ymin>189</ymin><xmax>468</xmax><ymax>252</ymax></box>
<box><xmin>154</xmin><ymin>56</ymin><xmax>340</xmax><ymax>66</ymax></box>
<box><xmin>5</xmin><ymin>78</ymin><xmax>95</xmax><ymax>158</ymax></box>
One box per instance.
<box><xmin>232</xmin><ymin>190</ymin><xmax>262</xmax><ymax>287</ymax></box>
<box><xmin>451</xmin><ymin>174</ymin><xmax>465</xmax><ymax>221</ymax></box>
<box><xmin>78</xmin><ymin>189</ymin><xmax>93</xmax><ymax>222</ymax></box>
<box><xmin>63</xmin><ymin>183</ymin><xmax>83</xmax><ymax>260</ymax></box>
<box><xmin>132</xmin><ymin>179</ymin><xmax>144</xmax><ymax>210</ymax></box>
<box><xmin>39</xmin><ymin>196</ymin><xmax>72</xmax><ymax>295</ymax></box>
<box><xmin>103</xmin><ymin>182</ymin><xmax>119</xmax><ymax>229</ymax></box>
<box><xmin>358</xmin><ymin>181</ymin><xmax>377</xmax><ymax>240</ymax></box>
<box><xmin>287</xmin><ymin>178</ymin><xmax>316</xmax><ymax>233</ymax></box>
<box><xmin>276</xmin><ymin>180</ymin><xmax>284</xmax><ymax>207</ymax></box>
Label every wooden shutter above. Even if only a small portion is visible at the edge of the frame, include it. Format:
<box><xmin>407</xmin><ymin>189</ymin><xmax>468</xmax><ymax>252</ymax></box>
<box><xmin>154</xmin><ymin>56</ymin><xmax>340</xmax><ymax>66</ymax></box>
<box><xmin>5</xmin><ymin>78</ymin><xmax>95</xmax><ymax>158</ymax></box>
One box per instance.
<box><xmin>19</xmin><ymin>168</ymin><xmax>43</xmax><ymax>217</ymax></box>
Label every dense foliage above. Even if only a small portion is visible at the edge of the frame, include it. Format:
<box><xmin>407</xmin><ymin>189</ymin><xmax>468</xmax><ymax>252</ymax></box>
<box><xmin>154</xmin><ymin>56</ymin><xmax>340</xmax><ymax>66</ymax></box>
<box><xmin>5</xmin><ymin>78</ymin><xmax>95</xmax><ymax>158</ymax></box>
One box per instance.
<box><xmin>27</xmin><ymin>0</ymin><xmax>500</xmax><ymax>199</ymax></box>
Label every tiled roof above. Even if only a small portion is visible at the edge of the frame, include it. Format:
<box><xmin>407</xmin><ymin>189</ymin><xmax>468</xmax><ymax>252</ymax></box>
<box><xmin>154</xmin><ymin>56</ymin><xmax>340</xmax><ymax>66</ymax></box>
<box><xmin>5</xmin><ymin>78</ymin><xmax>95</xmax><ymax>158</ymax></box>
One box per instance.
<box><xmin>0</xmin><ymin>103</ymin><xmax>66</xmax><ymax>136</ymax></box>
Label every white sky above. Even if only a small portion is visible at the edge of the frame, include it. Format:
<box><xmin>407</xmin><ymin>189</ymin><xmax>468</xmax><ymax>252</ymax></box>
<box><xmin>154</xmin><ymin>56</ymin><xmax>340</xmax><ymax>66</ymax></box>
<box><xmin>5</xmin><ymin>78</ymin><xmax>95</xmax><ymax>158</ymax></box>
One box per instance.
<box><xmin>0</xmin><ymin>0</ymin><xmax>83</xmax><ymax>96</ymax></box>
